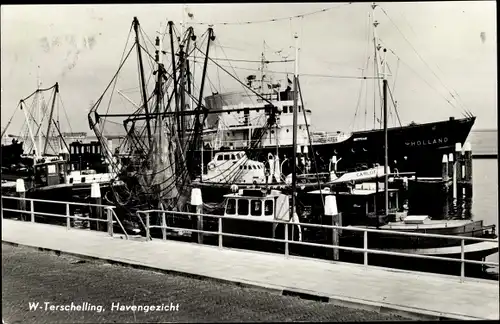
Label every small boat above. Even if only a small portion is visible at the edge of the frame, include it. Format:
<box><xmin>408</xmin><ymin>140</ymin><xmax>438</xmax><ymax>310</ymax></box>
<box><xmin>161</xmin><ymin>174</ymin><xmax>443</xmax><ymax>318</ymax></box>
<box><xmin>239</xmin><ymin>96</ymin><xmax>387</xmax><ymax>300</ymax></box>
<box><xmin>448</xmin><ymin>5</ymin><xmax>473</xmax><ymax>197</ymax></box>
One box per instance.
<box><xmin>303</xmin><ymin>184</ymin><xmax>497</xmax><ymax>274</ymax></box>
<box><xmin>201</xmin><ymin>151</ymin><xmax>267</xmax><ymax>185</ymax></box>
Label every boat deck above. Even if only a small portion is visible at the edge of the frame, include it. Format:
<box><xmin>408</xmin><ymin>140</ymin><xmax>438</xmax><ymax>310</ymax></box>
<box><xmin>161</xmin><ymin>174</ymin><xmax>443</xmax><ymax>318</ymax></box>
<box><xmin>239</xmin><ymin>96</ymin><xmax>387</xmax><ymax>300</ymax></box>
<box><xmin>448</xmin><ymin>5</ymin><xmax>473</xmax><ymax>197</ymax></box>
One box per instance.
<box><xmin>380</xmin><ymin>219</ymin><xmax>479</xmax><ymax>230</ymax></box>
<box><xmin>2</xmin><ymin>219</ymin><xmax>498</xmax><ymax>320</ymax></box>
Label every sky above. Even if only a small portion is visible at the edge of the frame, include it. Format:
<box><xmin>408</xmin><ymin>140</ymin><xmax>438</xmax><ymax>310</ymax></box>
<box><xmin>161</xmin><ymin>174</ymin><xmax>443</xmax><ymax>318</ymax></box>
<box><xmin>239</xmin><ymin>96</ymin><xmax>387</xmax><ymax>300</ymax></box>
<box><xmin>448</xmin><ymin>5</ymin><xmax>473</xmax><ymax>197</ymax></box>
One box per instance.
<box><xmin>1</xmin><ymin>2</ymin><xmax>497</xmax><ymax>137</ymax></box>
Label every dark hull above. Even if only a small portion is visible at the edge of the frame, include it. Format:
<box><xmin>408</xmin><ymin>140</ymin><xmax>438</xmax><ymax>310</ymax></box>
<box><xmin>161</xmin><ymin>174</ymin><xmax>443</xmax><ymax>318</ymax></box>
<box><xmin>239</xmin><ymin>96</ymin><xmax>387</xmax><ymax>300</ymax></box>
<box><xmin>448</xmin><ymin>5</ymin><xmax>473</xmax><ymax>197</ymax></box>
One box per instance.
<box><xmin>195</xmin><ymin>117</ymin><xmax>475</xmax><ymax>178</ymax></box>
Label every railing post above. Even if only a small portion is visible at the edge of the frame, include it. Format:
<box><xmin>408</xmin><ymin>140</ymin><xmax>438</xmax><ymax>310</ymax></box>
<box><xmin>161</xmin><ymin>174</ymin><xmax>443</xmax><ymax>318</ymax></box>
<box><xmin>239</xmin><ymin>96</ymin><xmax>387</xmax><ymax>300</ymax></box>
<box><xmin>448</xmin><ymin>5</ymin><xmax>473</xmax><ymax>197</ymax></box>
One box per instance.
<box><xmin>284</xmin><ymin>223</ymin><xmax>289</xmax><ymax>257</ymax></box>
<box><xmin>460</xmin><ymin>239</ymin><xmax>465</xmax><ymax>282</ymax></box>
<box><xmin>66</xmin><ymin>203</ymin><xmax>70</xmax><ymax>230</ymax></box>
<box><xmin>146</xmin><ymin>214</ymin><xmax>150</xmax><ymax>241</ymax></box>
<box><xmin>363</xmin><ymin>230</ymin><xmax>368</xmax><ymax>266</ymax></box>
<box><xmin>107</xmin><ymin>208</ymin><xmax>113</xmax><ymax>237</ymax></box>
<box><xmin>218</xmin><ymin>217</ymin><xmax>223</xmax><ymax>248</ymax></box>
<box><xmin>30</xmin><ymin>199</ymin><xmax>35</xmax><ymax>223</ymax></box>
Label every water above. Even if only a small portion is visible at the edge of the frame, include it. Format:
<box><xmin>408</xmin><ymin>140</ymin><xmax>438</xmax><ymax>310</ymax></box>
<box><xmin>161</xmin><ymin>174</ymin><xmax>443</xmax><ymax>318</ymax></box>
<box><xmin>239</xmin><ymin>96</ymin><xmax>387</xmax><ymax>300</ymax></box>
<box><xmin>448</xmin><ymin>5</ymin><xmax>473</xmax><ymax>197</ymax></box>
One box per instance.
<box><xmin>472</xmin><ymin>158</ymin><xmax>498</xmax><ymax>266</ymax></box>
<box><xmin>466</xmin><ymin>130</ymin><xmax>498</xmax><ymax>275</ymax></box>
<box><xmin>467</xmin><ymin>130</ymin><xmax>498</xmax><ymax>155</ymax></box>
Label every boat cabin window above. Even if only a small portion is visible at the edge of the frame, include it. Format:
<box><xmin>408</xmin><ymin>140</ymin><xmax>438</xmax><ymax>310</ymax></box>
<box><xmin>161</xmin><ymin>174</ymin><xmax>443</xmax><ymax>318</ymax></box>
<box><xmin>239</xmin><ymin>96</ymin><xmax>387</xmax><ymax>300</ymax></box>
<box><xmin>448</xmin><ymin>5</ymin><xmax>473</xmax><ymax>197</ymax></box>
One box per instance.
<box><xmin>226</xmin><ymin>199</ymin><xmax>236</xmax><ymax>215</ymax></box>
<box><xmin>217</xmin><ymin>155</ymin><xmax>223</xmax><ymax>161</ymax></box>
<box><xmin>283</xmin><ymin>106</ymin><xmax>288</xmax><ymax>113</ymax></box>
<box><xmin>251</xmin><ymin>200</ymin><xmax>262</xmax><ymax>216</ymax></box>
<box><xmin>47</xmin><ymin>164</ymin><xmax>57</xmax><ymax>174</ymax></box>
<box><xmin>298</xmin><ymin>106</ymin><xmax>301</xmax><ymax>112</ymax></box>
<box><xmin>289</xmin><ymin>107</ymin><xmax>293</xmax><ymax>113</ymax></box>
<box><xmin>231</xmin><ymin>154</ymin><xmax>236</xmax><ymax>160</ymax></box>
<box><xmin>264</xmin><ymin>200</ymin><xmax>273</xmax><ymax>216</ymax></box>
<box><xmin>238</xmin><ymin>199</ymin><xmax>249</xmax><ymax>216</ymax></box>
<box><xmin>223</xmin><ymin>154</ymin><xmax>229</xmax><ymax>161</ymax></box>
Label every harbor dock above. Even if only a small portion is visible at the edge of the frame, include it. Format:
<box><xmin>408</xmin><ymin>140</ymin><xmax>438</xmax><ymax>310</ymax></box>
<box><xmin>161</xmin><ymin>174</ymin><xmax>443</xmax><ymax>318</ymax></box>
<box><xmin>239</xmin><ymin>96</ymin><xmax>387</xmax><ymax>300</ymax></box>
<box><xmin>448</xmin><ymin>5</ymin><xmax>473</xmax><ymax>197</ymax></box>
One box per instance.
<box><xmin>2</xmin><ymin>218</ymin><xmax>498</xmax><ymax>321</ymax></box>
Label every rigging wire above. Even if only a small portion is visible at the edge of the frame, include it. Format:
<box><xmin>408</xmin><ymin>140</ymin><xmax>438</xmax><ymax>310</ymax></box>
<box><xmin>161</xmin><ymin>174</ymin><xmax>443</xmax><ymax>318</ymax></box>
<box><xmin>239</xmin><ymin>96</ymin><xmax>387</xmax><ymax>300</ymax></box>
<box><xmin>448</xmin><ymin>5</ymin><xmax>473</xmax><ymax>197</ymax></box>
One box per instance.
<box><xmin>183</xmin><ymin>58</ymin><xmax>379</xmax><ymax>79</ymax></box>
<box><xmin>187</xmin><ymin>4</ymin><xmax>351</xmax><ymax>26</ymax></box>
<box><xmin>387</xmin><ymin>82</ymin><xmax>403</xmax><ymax>127</ymax></box>
<box><xmin>100</xmin><ymin>23</ymin><xmax>134</xmax><ymax>134</ymax></box>
<box><xmin>379</xmin><ymin>6</ymin><xmax>472</xmax><ymax>117</ymax></box>
<box><xmin>216</xmin><ymin>38</ymin><xmax>257</xmax><ymax>107</ymax></box>
<box><xmin>379</xmin><ymin>44</ymin><xmax>468</xmax><ymax>118</ymax></box>
<box><xmin>357</xmin><ymin>12</ymin><xmax>371</xmax><ymax>132</ymax></box>
<box><xmin>89</xmin><ymin>44</ymin><xmax>136</xmax><ymax>117</ymax></box>
<box><xmin>385</xmin><ymin>62</ymin><xmax>402</xmax><ymax>127</ymax></box>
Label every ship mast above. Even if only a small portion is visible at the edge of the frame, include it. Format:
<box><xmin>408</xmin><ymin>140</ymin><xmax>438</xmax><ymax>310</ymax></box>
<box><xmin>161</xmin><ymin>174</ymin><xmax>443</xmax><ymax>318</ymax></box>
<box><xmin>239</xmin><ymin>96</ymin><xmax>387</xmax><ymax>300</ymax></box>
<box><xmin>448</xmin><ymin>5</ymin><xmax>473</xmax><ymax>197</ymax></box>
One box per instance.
<box><xmin>291</xmin><ymin>33</ymin><xmax>299</xmax><ymax>221</ymax></box>
<box><xmin>382</xmin><ymin>47</ymin><xmax>389</xmax><ymax>217</ymax></box>
<box><xmin>133</xmin><ymin>17</ymin><xmax>153</xmax><ymax>148</ymax></box>
<box><xmin>371</xmin><ymin>3</ymin><xmax>382</xmax><ymax>129</ymax></box>
<box><xmin>42</xmin><ymin>82</ymin><xmax>58</xmax><ymax>155</ymax></box>
<box><xmin>373</xmin><ymin>2</ymin><xmax>389</xmax><ymax>217</ymax></box>
<box><xmin>260</xmin><ymin>41</ymin><xmax>265</xmax><ymax>95</ymax></box>
<box><xmin>36</xmin><ymin>66</ymin><xmax>42</xmax><ymax>158</ymax></box>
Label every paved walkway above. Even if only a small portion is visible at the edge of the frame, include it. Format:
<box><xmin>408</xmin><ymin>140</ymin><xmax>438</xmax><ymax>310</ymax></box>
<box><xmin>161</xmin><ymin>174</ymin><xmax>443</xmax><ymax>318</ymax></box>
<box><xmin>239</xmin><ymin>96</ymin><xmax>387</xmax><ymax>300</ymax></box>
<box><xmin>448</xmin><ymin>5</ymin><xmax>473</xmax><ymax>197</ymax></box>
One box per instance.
<box><xmin>2</xmin><ymin>219</ymin><xmax>499</xmax><ymax>321</ymax></box>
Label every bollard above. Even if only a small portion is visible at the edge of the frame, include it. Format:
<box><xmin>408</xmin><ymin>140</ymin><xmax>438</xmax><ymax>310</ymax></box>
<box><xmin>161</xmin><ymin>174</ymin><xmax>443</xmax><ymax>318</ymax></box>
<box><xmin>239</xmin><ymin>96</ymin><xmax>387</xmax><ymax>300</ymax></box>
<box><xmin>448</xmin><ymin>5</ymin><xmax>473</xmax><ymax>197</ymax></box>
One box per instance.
<box><xmin>191</xmin><ymin>188</ymin><xmax>204</xmax><ymax>244</ymax></box>
<box><xmin>90</xmin><ymin>182</ymin><xmax>102</xmax><ymax>231</ymax></box>
<box><xmin>324</xmin><ymin>195</ymin><xmax>340</xmax><ymax>261</ymax></box>
<box><xmin>16</xmin><ymin>179</ymin><xmax>27</xmax><ymax>221</ymax></box>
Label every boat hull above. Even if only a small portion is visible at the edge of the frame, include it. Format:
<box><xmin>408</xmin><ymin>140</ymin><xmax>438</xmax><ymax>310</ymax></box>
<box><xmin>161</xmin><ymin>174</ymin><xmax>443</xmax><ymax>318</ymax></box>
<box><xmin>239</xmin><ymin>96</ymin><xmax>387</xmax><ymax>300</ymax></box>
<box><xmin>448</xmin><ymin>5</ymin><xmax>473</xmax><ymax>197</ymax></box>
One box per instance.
<box><xmin>194</xmin><ymin>116</ymin><xmax>475</xmax><ymax>178</ymax></box>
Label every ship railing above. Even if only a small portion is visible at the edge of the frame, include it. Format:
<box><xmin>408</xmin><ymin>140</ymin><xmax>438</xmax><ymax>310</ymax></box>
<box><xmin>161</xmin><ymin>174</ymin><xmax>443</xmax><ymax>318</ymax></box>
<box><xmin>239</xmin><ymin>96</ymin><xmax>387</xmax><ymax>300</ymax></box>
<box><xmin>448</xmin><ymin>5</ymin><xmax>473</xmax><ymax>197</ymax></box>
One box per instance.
<box><xmin>1</xmin><ymin>195</ymin><xmax>130</xmax><ymax>240</ymax></box>
<box><xmin>136</xmin><ymin>209</ymin><xmax>498</xmax><ymax>282</ymax></box>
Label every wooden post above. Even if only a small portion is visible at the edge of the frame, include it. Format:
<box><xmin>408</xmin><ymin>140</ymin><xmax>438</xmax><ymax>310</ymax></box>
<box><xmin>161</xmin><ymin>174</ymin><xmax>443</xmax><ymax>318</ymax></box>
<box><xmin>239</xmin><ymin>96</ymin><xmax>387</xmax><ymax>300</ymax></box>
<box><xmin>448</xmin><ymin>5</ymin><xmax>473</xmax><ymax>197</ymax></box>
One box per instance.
<box><xmin>107</xmin><ymin>208</ymin><xmax>113</xmax><ymax>237</ymax></box>
<box><xmin>463</xmin><ymin>142</ymin><xmax>473</xmax><ymax>198</ymax></box>
<box><xmin>90</xmin><ymin>183</ymin><xmax>102</xmax><ymax>231</ymax></box>
<box><xmin>453</xmin><ymin>143</ymin><xmax>461</xmax><ymax>204</ymax></box>
<box><xmin>16</xmin><ymin>179</ymin><xmax>27</xmax><ymax>221</ymax></box>
<box><xmin>463</xmin><ymin>142</ymin><xmax>473</xmax><ymax>217</ymax></box>
<box><xmin>441</xmin><ymin>154</ymin><xmax>449</xmax><ymax>217</ymax></box>
<box><xmin>324</xmin><ymin>195</ymin><xmax>339</xmax><ymax>261</ymax></box>
<box><xmin>441</xmin><ymin>154</ymin><xmax>449</xmax><ymax>182</ymax></box>
<box><xmin>447</xmin><ymin>153</ymin><xmax>454</xmax><ymax>180</ymax></box>
<box><xmin>454</xmin><ymin>143</ymin><xmax>464</xmax><ymax>212</ymax></box>
<box><xmin>191</xmin><ymin>188</ymin><xmax>204</xmax><ymax>244</ymax></box>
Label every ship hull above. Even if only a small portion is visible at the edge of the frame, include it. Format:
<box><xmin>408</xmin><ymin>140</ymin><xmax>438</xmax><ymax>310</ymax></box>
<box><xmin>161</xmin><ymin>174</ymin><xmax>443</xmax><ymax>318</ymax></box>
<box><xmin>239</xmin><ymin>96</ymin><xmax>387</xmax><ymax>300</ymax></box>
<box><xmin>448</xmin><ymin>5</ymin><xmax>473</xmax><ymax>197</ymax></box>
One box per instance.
<box><xmin>196</xmin><ymin>117</ymin><xmax>475</xmax><ymax>178</ymax></box>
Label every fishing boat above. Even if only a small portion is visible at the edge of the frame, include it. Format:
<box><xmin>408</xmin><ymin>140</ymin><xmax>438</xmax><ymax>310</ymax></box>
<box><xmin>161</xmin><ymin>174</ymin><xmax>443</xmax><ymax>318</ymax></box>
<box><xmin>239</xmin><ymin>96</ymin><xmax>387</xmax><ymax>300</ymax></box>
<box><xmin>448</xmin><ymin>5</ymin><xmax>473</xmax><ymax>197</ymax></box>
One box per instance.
<box><xmin>0</xmin><ymin>82</ymin><xmax>124</xmax><ymax>224</ymax></box>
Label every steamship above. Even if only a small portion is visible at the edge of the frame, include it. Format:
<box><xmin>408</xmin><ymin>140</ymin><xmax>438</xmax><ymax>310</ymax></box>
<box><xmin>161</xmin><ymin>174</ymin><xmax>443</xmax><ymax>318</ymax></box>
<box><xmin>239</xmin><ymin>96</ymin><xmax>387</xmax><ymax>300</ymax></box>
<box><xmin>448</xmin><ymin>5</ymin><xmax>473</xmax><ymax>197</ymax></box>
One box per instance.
<box><xmin>196</xmin><ymin>86</ymin><xmax>475</xmax><ymax>179</ymax></box>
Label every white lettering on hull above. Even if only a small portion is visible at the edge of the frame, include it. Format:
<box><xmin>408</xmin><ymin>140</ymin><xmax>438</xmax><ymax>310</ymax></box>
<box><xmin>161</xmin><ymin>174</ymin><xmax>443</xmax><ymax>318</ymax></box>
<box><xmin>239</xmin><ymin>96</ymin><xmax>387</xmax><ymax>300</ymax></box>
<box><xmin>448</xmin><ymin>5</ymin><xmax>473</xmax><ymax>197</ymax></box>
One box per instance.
<box><xmin>405</xmin><ymin>137</ymin><xmax>448</xmax><ymax>147</ymax></box>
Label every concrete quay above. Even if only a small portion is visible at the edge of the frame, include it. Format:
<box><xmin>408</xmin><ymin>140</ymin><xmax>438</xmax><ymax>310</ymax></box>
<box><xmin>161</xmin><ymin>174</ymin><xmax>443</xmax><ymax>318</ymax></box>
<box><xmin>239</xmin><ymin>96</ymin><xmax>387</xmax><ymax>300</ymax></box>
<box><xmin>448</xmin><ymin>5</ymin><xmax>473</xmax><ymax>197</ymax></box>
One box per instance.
<box><xmin>2</xmin><ymin>219</ymin><xmax>499</xmax><ymax>321</ymax></box>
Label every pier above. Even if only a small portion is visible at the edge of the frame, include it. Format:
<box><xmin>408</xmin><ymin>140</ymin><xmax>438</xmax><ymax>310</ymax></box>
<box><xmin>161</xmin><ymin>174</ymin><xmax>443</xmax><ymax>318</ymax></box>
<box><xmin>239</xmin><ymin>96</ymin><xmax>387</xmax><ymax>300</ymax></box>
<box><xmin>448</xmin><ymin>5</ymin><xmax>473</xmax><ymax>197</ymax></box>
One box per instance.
<box><xmin>1</xmin><ymin>197</ymin><xmax>499</xmax><ymax>321</ymax></box>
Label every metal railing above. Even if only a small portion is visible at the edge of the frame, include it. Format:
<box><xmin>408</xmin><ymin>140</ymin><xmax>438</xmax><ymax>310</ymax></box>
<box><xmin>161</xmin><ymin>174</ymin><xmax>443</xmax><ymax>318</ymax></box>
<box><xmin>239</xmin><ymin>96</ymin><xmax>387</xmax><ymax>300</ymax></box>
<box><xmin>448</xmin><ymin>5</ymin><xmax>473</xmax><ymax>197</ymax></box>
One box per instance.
<box><xmin>136</xmin><ymin>209</ymin><xmax>498</xmax><ymax>282</ymax></box>
<box><xmin>1</xmin><ymin>195</ymin><xmax>497</xmax><ymax>282</ymax></box>
<box><xmin>1</xmin><ymin>195</ymin><xmax>133</xmax><ymax>239</ymax></box>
